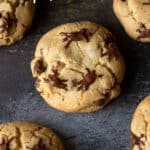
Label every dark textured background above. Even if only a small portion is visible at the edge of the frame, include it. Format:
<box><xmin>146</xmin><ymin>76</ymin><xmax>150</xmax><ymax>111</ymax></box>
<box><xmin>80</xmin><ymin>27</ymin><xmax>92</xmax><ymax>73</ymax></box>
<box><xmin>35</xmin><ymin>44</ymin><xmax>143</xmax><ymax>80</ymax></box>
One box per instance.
<box><xmin>0</xmin><ymin>0</ymin><xmax>150</xmax><ymax>149</ymax></box>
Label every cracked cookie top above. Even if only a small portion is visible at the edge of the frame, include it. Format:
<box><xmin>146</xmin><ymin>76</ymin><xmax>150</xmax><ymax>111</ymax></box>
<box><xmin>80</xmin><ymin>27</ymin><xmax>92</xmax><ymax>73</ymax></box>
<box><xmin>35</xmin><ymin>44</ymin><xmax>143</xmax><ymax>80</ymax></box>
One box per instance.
<box><xmin>0</xmin><ymin>0</ymin><xmax>35</xmax><ymax>46</ymax></box>
<box><xmin>113</xmin><ymin>0</ymin><xmax>150</xmax><ymax>42</ymax></box>
<box><xmin>0</xmin><ymin>122</ymin><xmax>64</xmax><ymax>150</ymax></box>
<box><xmin>131</xmin><ymin>96</ymin><xmax>150</xmax><ymax>150</ymax></box>
<box><xmin>31</xmin><ymin>21</ymin><xmax>125</xmax><ymax>113</ymax></box>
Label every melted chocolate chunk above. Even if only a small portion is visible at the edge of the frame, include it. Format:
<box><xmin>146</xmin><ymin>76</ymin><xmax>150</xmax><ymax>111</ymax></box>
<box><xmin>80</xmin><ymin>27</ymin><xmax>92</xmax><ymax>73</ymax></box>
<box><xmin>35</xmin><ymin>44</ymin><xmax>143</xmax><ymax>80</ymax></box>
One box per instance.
<box><xmin>34</xmin><ymin>59</ymin><xmax>46</xmax><ymax>75</ymax></box>
<box><xmin>0</xmin><ymin>138</ymin><xmax>9</xmax><ymax>150</ymax></box>
<box><xmin>0</xmin><ymin>13</ymin><xmax>9</xmax><ymax>35</ymax></box>
<box><xmin>137</xmin><ymin>24</ymin><xmax>150</xmax><ymax>39</ymax></box>
<box><xmin>60</xmin><ymin>28</ymin><xmax>92</xmax><ymax>48</ymax></box>
<box><xmin>131</xmin><ymin>132</ymin><xmax>145</xmax><ymax>150</ymax></box>
<box><xmin>102</xmin><ymin>36</ymin><xmax>119</xmax><ymax>61</ymax></box>
<box><xmin>73</xmin><ymin>68</ymin><xmax>102</xmax><ymax>91</ymax></box>
<box><xmin>44</xmin><ymin>67</ymin><xmax>67</xmax><ymax>90</ymax></box>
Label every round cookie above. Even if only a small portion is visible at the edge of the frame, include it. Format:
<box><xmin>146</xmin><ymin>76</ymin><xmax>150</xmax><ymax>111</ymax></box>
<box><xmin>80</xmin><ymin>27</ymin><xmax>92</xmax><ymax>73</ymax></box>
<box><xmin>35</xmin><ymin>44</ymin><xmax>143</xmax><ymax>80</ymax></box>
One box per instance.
<box><xmin>131</xmin><ymin>95</ymin><xmax>150</xmax><ymax>150</ymax></box>
<box><xmin>0</xmin><ymin>0</ymin><xmax>35</xmax><ymax>46</ymax></box>
<box><xmin>113</xmin><ymin>0</ymin><xmax>150</xmax><ymax>42</ymax></box>
<box><xmin>0</xmin><ymin>121</ymin><xmax>64</xmax><ymax>150</ymax></box>
<box><xmin>31</xmin><ymin>21</ymin><xmax>125</xmax><ymax>113</ymax></box>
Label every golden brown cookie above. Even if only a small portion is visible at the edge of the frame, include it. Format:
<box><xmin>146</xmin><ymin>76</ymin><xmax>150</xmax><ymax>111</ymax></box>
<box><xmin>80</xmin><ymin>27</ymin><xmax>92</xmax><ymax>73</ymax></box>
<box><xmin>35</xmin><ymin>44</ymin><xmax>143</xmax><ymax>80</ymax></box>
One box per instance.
<box><xmin>113</xmin><ymin>0</ymin><xmax>150</xmax><ymax>42</ymax></box>
<box><xmin>131</xmin><ymin>95</ymin><xmax>150</xmax><ymax>150</ymax></box>
<box><xmin>0</xmin><ymin>121</ymin><xmax>65</xmax><ymax>150</ymax></box>
<box><xmin>0</xmin><ymin>0</ymin><xmax>35</xmax><ymax>46</ymax></box>
<box><xmin>31</xmin><ymin>21</ymin><xmax>125</xmax><ymax>113</ymax></box>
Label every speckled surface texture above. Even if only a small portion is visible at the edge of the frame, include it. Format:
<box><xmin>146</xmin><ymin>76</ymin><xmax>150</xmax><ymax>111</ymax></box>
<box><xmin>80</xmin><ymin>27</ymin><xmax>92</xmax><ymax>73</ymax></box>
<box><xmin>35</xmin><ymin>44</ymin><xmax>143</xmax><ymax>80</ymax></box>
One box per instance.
<box><xmin>0</xmin><ymin>0</ymin><xmax>149</xmax><ymax>150</ymax></box>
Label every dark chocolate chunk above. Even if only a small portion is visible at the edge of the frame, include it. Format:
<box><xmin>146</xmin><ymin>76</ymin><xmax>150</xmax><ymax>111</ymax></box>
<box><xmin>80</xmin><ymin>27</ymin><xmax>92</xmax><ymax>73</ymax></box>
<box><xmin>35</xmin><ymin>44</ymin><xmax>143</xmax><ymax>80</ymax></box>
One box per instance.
<box><xmin>102</xmin><ymin>36</ymin><xmax>119</xmax><ymax>61</ymax></box>
<box><xmin>0</xmin><ymin>13</ymin><xmax>9</xmax><ymax>35</ymax></box>
<box><xmin>60</xmin><ymin>28</ymin><xmax>92</xmax><ymax>48</ymax></box>
<box><xmin>34</xmin><ymin>59</ymin><xmax>46</xmax><ymax>75</ymax></box>
<box><xmin>0</xmin><ymin>137</ymin><xmax>9</xmax><ymax>150</ymax></box>
<box><xmin>73</xmin><ymin>68</ymin><xmax>102</xmax><ymax>91</ymax></box>
<box><xmin>131</xmin><ymin>131</ymin><xmax>145</xmax><ymax>150</ymax></box>
<box><xmin>44</xmin><ymin>67</ymin><xmax>67</xmax><ymax>90</ymax></box>
<box><xmin>137</xmin><ymin>24</ymin><xmax>150</xmax><ymax>39</ymax></box>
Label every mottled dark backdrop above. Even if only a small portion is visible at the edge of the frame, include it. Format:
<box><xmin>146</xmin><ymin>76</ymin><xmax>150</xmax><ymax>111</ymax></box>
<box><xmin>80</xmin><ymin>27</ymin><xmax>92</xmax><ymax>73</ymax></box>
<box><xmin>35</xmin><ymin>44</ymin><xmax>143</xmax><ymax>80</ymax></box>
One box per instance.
<box><xmin>0</xmin><ymin>0</ymin><xmax>149</xmax><ymax>150</ymax></box>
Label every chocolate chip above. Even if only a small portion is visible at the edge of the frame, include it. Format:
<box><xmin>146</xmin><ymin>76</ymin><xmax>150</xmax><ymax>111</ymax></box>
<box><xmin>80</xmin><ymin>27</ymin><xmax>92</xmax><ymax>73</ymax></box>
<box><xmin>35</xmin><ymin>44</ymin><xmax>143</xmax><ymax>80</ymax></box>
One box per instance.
<box><xmin>44</xmin><ymin>67</ymin><xmax>67</xmax><ymax>90</ymax></box>
<box><xmin>102</xmin><ymin>36</ymin><xmax>119</xmax><ymax>61</ymax></box>
<box><xmin>131</xmin><ymin>132</ymin><xmax>145</xmax><ymax>150</ymax></box>
<box><xmin>60</xmin><ymin>28</ymin><xmax>92</xmax><ymax>48</ymax></box>
<box><xmin>73</xmin><ymin>68</ymin><xmax>101</xmax><ymax>91</ymax></box>
<box><xmin>137</xmin><ymin>24</ymin><xmax>150</xmax><ymax>39</ymax></box>
<box><xmin>0</xmin><ymin>13</ymin><xmax>9</xmax><ymax>35</ymax></box>
<box><xmin>0</xmin><ymin>137</ymin><xmax>9</xmax><ymax>150</ymax></box>
<box><xmin>34</xmin><ymin>59</ymin><xmax>46</xmax><ymax>75</ymax></box>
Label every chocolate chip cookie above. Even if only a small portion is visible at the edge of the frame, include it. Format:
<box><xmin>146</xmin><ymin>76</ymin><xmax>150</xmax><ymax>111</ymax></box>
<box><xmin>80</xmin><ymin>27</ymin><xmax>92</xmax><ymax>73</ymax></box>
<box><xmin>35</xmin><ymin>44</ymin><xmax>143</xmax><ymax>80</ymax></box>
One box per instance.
<box><xmin>31</xmin><ymin>21</ymin><xmax>125</xmax><ymax>113</ymax></box>
<box><xmin>0</xmin><ymin>122</ymin><xmax>64</xmax><ymax>150</ymax></box>
<box><xmin>113</xmin><ymin>0</ymin><xmax>150</xmax><ymax>42</ymax></box>
<box><xmin>0</xmin><ymin>0</ymin><xmax>35</xmax><ymax>46</ymax></box>
<box><xmin>131</xmin><ymin>95</ymin><xmax>150</xmax><ymax>150</ymax></box>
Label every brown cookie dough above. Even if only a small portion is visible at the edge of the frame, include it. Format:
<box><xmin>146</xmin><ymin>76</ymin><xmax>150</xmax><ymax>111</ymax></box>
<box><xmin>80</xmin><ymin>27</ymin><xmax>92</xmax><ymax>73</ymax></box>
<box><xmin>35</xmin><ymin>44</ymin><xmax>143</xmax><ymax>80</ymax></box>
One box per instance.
<box><xmin>31</xmin><ymin>21</ymin><xmax>125</xmax><ymax>113</ymax></box>
<box><xmin>0</xmin><ymin>122</ymin><xmax>65</xmax><ymax>150</ymax></box>
<box><xmin>131</xmin><ymin>95</ymin><xmax>150</xmax><ymax>150</ymax></box>
<box><xmin>0</xmin><ymin>0</ymin><xmax>35</xmax><ymax>46</ymax></box>
<box><xmin>113</xmin><ymin>0</ymin><xmax>150</xmax><ymax>42</ymax></box>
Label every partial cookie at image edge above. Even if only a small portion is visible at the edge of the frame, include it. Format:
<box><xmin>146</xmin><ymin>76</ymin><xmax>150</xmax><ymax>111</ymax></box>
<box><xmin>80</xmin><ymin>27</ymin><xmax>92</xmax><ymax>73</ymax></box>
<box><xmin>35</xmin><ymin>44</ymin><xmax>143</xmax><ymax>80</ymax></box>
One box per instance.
<box><xmin>131</xmin><ymin>95</ymin><xmax>150</xmax><ymax>150</ymax></box>
<box><xmin>0</xmin><ymin>121</ymin><xmax>65</xmax><ymax>150</ymax></box>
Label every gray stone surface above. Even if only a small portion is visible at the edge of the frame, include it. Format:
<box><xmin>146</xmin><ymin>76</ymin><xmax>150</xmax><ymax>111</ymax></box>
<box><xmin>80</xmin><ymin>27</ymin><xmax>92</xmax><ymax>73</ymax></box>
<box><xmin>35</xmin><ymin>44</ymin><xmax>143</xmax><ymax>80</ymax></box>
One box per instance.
<box><xmin>0</xmin><ymin>0</ymin><xmax>149</xmax><ymax>149</ymax></box>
